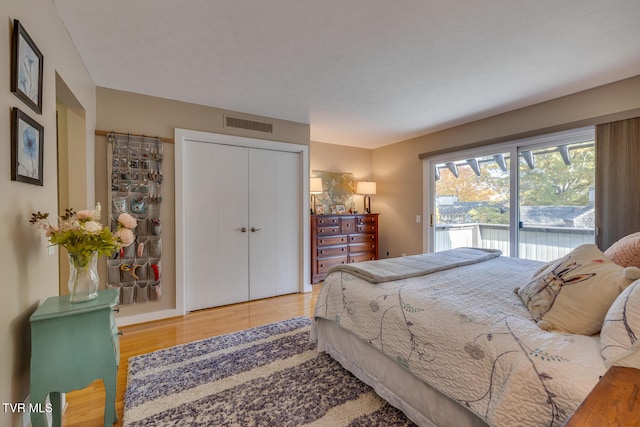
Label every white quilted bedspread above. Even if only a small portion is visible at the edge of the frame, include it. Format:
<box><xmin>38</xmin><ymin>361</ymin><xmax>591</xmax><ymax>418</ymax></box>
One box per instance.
<box><xmin>312</xmin><ymin>255</ymin><xmax>607</xmax><ymax>427</ymax></box>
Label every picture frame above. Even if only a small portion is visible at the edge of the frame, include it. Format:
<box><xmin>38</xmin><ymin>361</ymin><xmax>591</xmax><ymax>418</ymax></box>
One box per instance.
<box><xmin>336</xmin><ymin>204</ymin><xmax>346</xmax><ymax>214</ymax></box>
<box><xmin>11</xmin><ymin>20</ymin><xmax>44</xmax><ymax>114</ymax></box>
<box><xmin>11</xmin><ymin>108</ymin><xmax>44</xmax><ymax>186</ymax></box>
<box><xmin>315</xmin><ymin>205</ymin><xmax>325</xmax><ymax>215</ymax></box>
<box><xmin>330</xmin><ymin>205</ymin><xmax>337</xmax><ymax>214</ymax></box>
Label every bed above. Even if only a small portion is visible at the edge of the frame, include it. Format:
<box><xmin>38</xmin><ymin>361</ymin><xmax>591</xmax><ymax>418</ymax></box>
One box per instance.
<box><xmin>311</xmin><ymin>245</ymin><xmax>640</xmax><ymax>427</ymax></box>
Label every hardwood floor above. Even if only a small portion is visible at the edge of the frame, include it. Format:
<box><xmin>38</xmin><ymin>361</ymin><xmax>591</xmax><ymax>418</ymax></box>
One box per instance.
<box><xmin>62</xmin><ymin>285</ymin><xmax>321</xmax><ymax>427</ymax></box>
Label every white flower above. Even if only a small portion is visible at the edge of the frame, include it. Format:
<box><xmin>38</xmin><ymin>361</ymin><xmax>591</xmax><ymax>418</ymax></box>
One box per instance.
<box><xmin>118</xmin><ymin>213</ymin><xmax>137</xmax><ymax>229</ymax></box>
<box><xmin>115</xmin><ymin>228</ymin><xmax>135</xmax><ymax>246</ymax></box>
<box><xmin>82</xmin><ymin>221</ymin><xmax>102</xmax><ymax>233</ymax></box>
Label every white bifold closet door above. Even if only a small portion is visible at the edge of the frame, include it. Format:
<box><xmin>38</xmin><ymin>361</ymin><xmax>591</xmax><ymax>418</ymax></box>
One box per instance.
<box><xmin>248</xmin><ymin>148</ymin><xmax>300</xmax><ymax>300</ymax></box>
<box><xmin>183</xmin><ymin>141</ymin><xmax>300</xmax><ymax>312</ymax></box>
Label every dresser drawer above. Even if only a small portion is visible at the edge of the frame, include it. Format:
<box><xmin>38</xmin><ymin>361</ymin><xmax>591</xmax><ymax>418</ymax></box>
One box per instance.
<box><xmin>357</xmin><ymin>224</ymin><xmax>377</xmax><ymax>233</ymax></box>
<box><xmin>341</xmin><ymin>218</ymin><xmax>356</xmax><ymax>233</ymax></box>
<box><xmin>357</xmin><ymin>215</ymin><xmax>377</xmax><ymax>224</ymax></box>
<box><xmin>318</xmin><ymin>235</ymin><xmax>348</xmax><ymax>246</ymax></box>
<box><xmin>318</xmin><ymin>245</ymin><xmax>348</xmax><ymax>257</ymax></box>
<box><xmin>349</xmin><ymin>242</ymin><xmax>376</xmax><ymax>254</ymax></box>
<box><xmin>349</xmin><ymin>234</ymin><xmax>376</xmax><ymax>244</ymax></box>
<box><xmin>316</xmin><ymin>216</ymin><xmax>340</xmax><ymax>226</ymax></box>
<box><xmin>317</xmin><ymin>256</ymin><xmax>348</xmax><ymax>273</ymax></box>
<box><xmin>316</xmin><ymin>226</ymin><xmax>341</xmax><ymax>236</ymax></box>
<box><xmin>349</xmin><ymin>253</ymin><xmax>377</xmax><ymax>263</ymax></box>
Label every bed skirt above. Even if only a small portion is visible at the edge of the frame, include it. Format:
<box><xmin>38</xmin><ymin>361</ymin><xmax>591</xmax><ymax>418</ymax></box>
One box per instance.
<box><xmin>315</xmin><ymin>318</ymin><xmax>488</xmax><ymax>427</ymax></box>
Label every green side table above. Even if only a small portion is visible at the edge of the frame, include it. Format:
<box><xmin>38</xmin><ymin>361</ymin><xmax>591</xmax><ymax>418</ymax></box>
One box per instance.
<box><xmin>29</xmin><ymin>289</ymin><xmax>120</xmax><ymax>427</ymax></box>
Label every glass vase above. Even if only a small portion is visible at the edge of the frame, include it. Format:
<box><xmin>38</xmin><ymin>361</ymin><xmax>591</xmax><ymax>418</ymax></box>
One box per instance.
<box><xmin>68</xmin><ymin>251</ymin><xmax>99</xmax><ymax>303</ymax></box>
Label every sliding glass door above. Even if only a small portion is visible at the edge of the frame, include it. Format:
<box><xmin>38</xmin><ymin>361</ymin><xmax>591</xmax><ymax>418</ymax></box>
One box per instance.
<box><xmin>517</xmin><ymin>140</ymin><xmax>595</xmax><ymax>261</ymax></box>
<box><xmin>432</xmin><ymin>152</ymin><xmax>511</xmax><ymax>254</ymax></box>
<box><xmin>425</xmin><ymin>128</ymin><xmax>595</xmax><ymax>261</ymax></box>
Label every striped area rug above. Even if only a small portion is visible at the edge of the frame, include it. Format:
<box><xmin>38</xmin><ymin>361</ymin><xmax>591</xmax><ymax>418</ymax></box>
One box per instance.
<box><xmin>123</xmin><ymin>317</ymin><xmax>414</xmax><ymax>426</ymax></box>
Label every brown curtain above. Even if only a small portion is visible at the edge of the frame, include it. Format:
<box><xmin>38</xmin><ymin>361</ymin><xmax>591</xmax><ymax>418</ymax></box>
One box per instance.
<box><xmin>595</xmin><ymin>117</ymin><xmax>640</xmax><ymax>250</ymax></box>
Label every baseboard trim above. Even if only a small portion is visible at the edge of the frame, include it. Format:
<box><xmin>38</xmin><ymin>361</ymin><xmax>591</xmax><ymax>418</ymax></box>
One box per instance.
<box><xmin>116</xmin><ymin>308</ymin><xmax>183</xmax><ymax>327</ymax></box>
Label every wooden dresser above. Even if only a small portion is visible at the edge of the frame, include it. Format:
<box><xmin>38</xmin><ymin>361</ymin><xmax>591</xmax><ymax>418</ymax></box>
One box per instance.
<box><xmin>311</xmin><ymin>213</ymin><xmax>379</xmax><ymax>283</ymax></box>
<box><xmin>564</xmin><ymin>366</ymin><xmax>640</xmax><ymax>426</ymax></box>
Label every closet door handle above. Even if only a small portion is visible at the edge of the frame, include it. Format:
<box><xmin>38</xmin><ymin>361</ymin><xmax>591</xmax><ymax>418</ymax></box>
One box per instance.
<box><xmin>251</xmin><ymin>227</ymin><xmax>262</xmax><ymax>232</ymax></box>
<box><xmin>238</xmin><ymin>227</ymin><xmax>247</xmax><ymax>233</ymax></box>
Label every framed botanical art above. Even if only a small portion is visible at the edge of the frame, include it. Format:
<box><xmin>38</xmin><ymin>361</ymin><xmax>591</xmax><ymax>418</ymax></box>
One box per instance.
<box><xmin>11</xmin><ymin>20</ymin><xmax>44</xmax><ymax>114</ymax></box>
<box><xmin>11</xmin><ymin>108</ymin><xmax>44</xmax><ymax>186</ymax></box>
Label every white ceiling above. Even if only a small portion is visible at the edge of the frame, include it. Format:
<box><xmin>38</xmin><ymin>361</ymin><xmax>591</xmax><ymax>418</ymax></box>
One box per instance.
<box><xmin>53</xmin><ymin>0</ymin><xmax>640</xmax><ymax>149</ymax></box>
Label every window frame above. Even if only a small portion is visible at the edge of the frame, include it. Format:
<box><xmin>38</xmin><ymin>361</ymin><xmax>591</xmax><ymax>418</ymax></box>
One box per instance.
<box><xmin>422</xmin><ymin>126</ymin><xmax>595</xmax><ymax>257</ymax></box>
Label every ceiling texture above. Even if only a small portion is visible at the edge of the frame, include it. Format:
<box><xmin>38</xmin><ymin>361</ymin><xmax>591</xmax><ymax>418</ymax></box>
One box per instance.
<box><xmin>53</xmin><ymin>0</ymin><xmax>640</xmax><ymax>149</ymax></box>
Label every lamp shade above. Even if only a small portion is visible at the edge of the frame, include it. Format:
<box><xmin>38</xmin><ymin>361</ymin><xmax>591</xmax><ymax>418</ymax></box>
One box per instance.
<box><xmin>356</xmin><ymin>181</ymin><xmax>377</xmax><ymax>195</ymax></box>
<box><xmin>310</xmin><ymin>177</ymin><xmax>323</xmax><ymax>194</ymax></box>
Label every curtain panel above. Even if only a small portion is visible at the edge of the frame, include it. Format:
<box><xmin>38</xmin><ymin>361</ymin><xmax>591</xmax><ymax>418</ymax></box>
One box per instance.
<box><xmin>595</xmin><ymin>117</ymin><xmax>640</xmax><ymax>250</ymax></box>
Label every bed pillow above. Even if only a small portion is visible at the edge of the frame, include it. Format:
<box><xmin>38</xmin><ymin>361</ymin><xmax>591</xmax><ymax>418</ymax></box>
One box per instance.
<box><xmin>605</xmin><ymin>232</ymin><xmax>640</xmax><ymax>269</ymax></box>
<box><xmin>516</xmin><ymin>244</ymin><xmax>640</xmax><ymax>335</ymax></box>
<box><xmin>601</xmin><ymin>280</ymin><xmax>640</xmax><ymax>368</ymax></box>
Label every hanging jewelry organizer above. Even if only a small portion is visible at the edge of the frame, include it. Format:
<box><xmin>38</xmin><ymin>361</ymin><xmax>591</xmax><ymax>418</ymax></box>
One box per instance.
<box><xmin>106</xmin><ymin>132</ymin><xmax>163</xmax><ymax>305</ymax></box>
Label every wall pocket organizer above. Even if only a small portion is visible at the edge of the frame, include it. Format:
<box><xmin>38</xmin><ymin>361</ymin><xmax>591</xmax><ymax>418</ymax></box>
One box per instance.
<box><xmin>106</xmin><ymin>132</ymin><xmax>163</xmax><ymax>304</ymax></box>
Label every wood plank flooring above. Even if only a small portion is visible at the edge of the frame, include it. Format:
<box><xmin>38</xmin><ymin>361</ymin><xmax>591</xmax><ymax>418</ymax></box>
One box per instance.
<box><xmin>62</xmin><ymin>285</ymin><xmax>321</xmax><ymax>427</ymax></box>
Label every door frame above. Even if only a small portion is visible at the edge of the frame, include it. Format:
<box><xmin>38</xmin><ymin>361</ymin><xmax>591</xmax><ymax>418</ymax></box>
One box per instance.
<box><xmin>175</xmin><ymin>128</ymin><xmax>310</xmax><ymax>316</ymax></box>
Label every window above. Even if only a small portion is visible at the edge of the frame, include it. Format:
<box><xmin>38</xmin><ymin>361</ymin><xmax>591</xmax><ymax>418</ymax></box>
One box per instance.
<box><xmin>424</xmin><ymin>127</ymin><xmax>595</xmax><ymax>261</ymax></box>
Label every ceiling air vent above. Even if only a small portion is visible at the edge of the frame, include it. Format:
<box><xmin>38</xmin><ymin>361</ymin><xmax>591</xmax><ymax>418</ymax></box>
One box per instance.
<box><xmin>225</xmin><ymin>115</ymin><xmax>273</xmax><ymax>133</ymax></box>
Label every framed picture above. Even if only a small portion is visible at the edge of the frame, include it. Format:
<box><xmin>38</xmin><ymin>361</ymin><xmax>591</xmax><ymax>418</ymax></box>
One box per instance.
<box><xmin>11</xmin><ymin>20</ymin><xmax>44</xmax><ymax>114</ymax></box>
<box><xmin>336</xmin><ymin>204</ymin><xmax>347</xmax><ymax>214</ymax></box>
<box><xmin>315</xmin><ymin>205</ymin><xmax>325</xmax><ymax>215</ymax></box>
<box><xmin>330</xmin><ymin>205</ymin><xmax>337</xmax><ymax>214</ymax></box>
<box><xmin>11</xmin><ymin>108</ymin><xmax>44</xmax><ymax>186</ymax></box>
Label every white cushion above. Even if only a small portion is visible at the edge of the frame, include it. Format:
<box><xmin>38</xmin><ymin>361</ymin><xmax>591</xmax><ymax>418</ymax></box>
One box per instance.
<box><xmin>516</xmin><ymin>244</ymin><xmax>640</xmax><ymax>335</ymax></box>
<box><xmin>601</xmin><ymin>280</ymin><xmax>640</xmax><ymax>368</ymax></box>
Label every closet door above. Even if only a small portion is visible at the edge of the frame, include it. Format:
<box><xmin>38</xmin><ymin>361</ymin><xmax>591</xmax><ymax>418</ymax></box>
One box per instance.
<box><xmin>184</xmin><ymin>142</ymin><xmax>249</xmax><ymax>311</ymax></box>
<box><xmin>248</xmin><ymin>149</ymin><xmax>300</xmax><ymax>299</ymax></box>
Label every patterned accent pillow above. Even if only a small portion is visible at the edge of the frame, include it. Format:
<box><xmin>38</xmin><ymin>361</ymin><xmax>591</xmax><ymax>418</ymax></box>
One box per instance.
<box><xmin>516</xmin><ymin>244</ymin><xmax>640</xmax><ymax>335</ymax></box>
<box><xmin>605</xmin><ymin>232</ymin><xmax>640</xmax><ymax>269</ymax></box>
<box><xmin>601</xmin><ymin>280</ymin><xmax>640</xmax><ymax>368</ymax></box>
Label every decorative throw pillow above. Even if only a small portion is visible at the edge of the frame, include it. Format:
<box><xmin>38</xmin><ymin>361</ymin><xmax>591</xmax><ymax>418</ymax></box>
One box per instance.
<box><xmin>601</xmin><ymin>280</ymin><xmax>640</xmax><ymax>369</ymax></box>
<box><xmin>515</xmin><ymin>244</ymin><xmax>640</xmax><ymax>335</ymax></box>
<box><xmin>605</xmin><ymin>232</ymin><xmax>640</xmax><ymax>269</ymax></box>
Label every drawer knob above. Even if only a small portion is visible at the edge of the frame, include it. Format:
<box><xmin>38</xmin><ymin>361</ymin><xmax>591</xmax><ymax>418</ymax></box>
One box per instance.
<box><xmin>117</xmin><ymin>331</ymin><xmax>124</xmax><ymax>336</ymax></box>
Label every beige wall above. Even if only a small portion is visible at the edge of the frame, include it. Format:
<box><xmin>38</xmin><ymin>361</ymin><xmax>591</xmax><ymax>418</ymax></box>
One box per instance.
<box><xmin>373</xmin><ymin>75</ymin><xmax>640</xmax><ymax>259</ymax></box>
<box><xmin>96</xmin><ymin>88</ymin><xmax>310</xmax><ymax>322</ymax></box>
<box><xmin>1</xmin><ymin>1</ymin><xmax>96</xmax><ymax>425</ymax></box>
